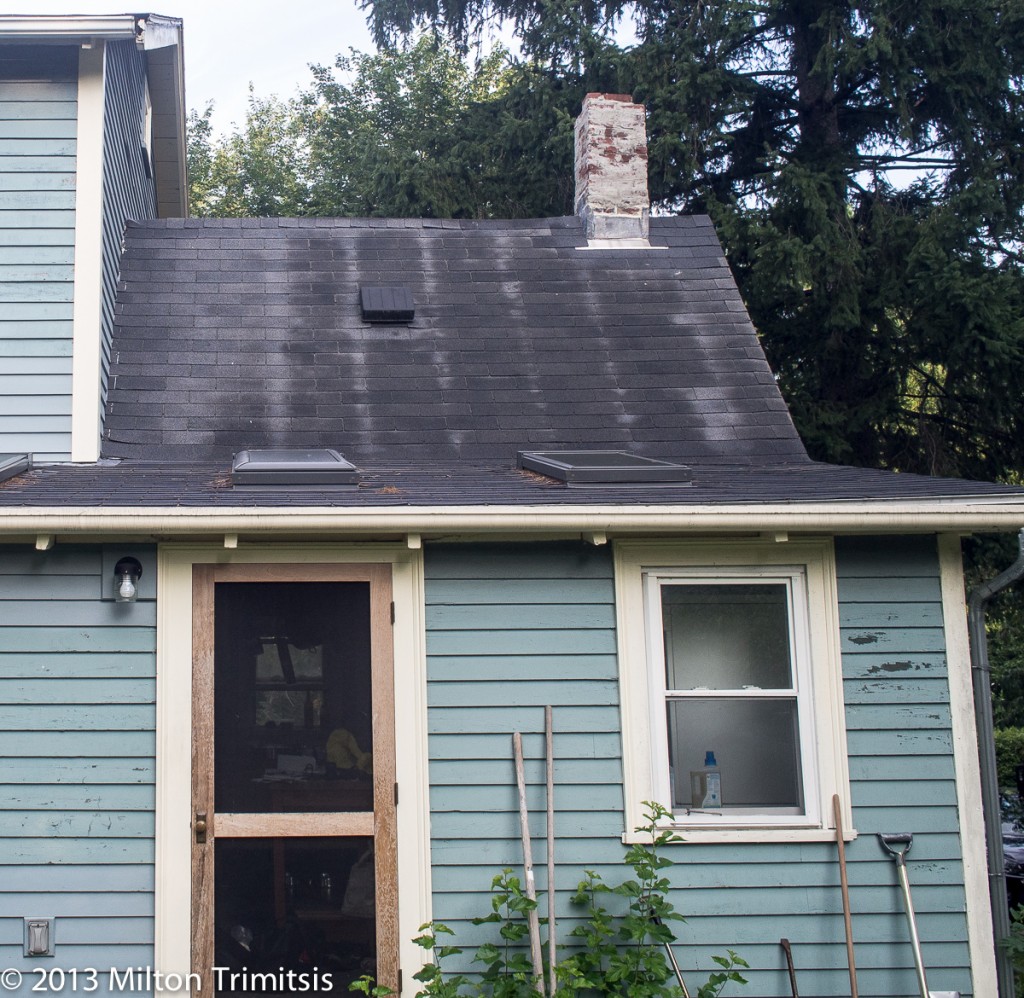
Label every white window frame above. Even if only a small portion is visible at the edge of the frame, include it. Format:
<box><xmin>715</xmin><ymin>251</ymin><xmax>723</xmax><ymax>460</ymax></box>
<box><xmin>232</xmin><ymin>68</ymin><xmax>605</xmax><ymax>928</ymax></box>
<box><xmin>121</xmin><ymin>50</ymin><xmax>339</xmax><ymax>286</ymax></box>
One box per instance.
<box><xmin>615</xmin><ymin>538</ymin><xmax>853</xmax><ymax>843</ymax></box>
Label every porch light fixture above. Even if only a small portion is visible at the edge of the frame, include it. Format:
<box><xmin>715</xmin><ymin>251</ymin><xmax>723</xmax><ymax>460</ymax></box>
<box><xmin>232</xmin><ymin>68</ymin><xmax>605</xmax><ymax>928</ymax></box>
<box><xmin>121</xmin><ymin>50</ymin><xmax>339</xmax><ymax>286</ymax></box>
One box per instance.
<box><xmin>113</xmin><ymin>557</ymin><xmax>143</xmax><ymax>603</ymax></box>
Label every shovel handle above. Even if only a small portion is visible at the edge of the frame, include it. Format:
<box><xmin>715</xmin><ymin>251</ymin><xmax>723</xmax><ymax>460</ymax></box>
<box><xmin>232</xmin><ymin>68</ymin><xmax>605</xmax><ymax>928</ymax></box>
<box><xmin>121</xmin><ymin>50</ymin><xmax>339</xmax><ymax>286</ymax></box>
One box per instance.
<box><xmin>878</xmin><ymin>833</ymin><xmax>913</xmax><ymax>864</ymax></box>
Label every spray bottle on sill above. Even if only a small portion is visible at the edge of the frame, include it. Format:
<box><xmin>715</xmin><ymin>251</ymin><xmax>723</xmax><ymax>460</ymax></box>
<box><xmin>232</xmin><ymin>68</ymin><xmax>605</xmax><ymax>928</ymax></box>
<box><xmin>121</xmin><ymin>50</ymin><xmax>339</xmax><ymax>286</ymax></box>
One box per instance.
<box><xmin>690</xmin><ymin>751</ymin><xmax>722</xmax><ymax>808</ymax></box>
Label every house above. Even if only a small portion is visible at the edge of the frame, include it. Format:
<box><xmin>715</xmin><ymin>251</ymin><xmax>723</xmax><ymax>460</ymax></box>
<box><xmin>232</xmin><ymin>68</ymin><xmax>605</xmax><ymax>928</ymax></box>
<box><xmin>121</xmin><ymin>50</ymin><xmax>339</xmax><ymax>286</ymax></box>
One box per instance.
<box><xmin>0</xmin><ymin>17</ymin><xmax>1022</xmax><ymax>993</ymax></box>
<box><xmin>0</xmin><ymin>12</ymin><xmax>186</xmax><ymax>463</ymax></box>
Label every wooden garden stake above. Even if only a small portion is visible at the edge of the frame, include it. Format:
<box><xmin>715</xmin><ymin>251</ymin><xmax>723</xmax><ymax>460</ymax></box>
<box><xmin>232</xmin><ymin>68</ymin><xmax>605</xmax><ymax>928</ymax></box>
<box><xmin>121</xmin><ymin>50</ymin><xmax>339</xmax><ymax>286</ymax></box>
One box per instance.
<box><xmin>514</xmin><ymin>731</ymin><xmax>545</xmax><ymax>993</ymax></box>
<box><xmin>545</xmin><ymin>706</ymin><xmax>556</xmax><ymax>997</ymax></box>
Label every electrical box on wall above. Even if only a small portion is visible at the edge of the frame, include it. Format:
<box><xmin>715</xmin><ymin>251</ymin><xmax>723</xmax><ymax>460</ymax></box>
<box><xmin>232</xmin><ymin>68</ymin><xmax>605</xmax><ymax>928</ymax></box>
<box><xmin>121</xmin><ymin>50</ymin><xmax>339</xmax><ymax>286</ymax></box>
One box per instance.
<box><xmin>24</xmin><ymin>917</ymin><xmax>55</xmax><ymax>957</ymax></box>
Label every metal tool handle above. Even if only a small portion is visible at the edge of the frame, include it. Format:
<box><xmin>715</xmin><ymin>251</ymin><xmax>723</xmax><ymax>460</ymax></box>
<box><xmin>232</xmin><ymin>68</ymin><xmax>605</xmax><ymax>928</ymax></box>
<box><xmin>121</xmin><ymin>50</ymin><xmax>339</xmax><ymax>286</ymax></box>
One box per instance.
<box><xmin>878</xmin><ymin>833</ymin><xmax>913</xmax><ymax>863</ymax></box>
<box><xmin>879</xmin><ymin>834</ymin><xmax>927</xmax><ymax>998</ymax></box>
<box><xmin>895</xmin><ymin>860</ymin><xmax>929</xmax><ymax>998</ymax></box>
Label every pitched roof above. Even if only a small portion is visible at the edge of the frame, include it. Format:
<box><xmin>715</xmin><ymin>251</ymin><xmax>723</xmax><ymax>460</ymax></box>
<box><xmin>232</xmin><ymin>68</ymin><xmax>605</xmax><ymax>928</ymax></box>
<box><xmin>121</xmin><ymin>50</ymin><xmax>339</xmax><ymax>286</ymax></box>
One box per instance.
<box><xmin>1</xmin><ymin>459</ymin><xmax>1021</xmax><ymax>509</ymax></box>
<box><xmin>103</xmin><ymin>215</ymin><xmax>808</xmax><ymax>466</ymax></box>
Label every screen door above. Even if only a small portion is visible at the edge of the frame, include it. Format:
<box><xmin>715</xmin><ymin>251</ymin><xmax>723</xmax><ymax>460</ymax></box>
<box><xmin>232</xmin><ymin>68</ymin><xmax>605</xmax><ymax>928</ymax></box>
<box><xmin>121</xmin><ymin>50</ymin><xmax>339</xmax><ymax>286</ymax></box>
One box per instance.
<box><xmin>191</xmin><ymin>564</ymin><xmax>397</xmax><ymax>994</ymax></box>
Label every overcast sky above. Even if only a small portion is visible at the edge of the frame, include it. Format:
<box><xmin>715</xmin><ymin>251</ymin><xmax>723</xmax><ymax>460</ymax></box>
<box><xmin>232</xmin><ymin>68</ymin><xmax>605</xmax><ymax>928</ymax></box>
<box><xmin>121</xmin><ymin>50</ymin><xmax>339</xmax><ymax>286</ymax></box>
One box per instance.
<box><xmin>0</xmin><ymin>1</ymin><xmax>376</xmax><ymax>129</ymax></box>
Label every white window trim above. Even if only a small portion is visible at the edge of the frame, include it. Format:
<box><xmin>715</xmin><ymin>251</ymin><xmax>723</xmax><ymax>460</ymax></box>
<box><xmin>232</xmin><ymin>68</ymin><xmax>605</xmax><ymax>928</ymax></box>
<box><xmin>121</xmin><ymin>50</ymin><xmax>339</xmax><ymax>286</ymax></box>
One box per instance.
<box><xmin>615</xmin><ymin>538</ymin><xmax>853</xmax><ymax>843</ymax></box>
<box><xmin>154</xmin><ymin>543</ymin><xmax>432</xmax><ymax>994</ymax></box>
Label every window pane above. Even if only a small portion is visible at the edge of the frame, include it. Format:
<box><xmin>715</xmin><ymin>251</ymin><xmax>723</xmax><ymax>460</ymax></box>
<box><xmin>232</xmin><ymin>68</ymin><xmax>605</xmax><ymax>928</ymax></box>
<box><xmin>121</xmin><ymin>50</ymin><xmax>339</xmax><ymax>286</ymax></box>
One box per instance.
<box><xmin>666</xmin><ymin>699</ymin><xmax>803</xmax><ymax>809</ymax></box>
<box><xmin>662</xmin><ymin>583</ymin><xmax>792</xmax><ymax>690</ymax></box>
<box><xmin>214</xmin><ymin>582</ymin><xmax>374</xmax><ymax>813</ymax></box>
<box><xmin>215</xmin><ymin>837</ymin><xmax>375</xmax><ymax>993</ymax></box>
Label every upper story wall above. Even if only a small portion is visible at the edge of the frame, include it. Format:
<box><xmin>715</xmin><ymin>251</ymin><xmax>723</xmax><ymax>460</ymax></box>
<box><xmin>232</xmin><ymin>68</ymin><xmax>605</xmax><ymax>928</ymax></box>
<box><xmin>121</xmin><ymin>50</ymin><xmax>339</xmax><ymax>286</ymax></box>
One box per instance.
<box><xmin>0</xmin><ymin>45</ymin><xmax>78</xmax><ymax>461</ymax></box>
<box><xmin>99</xmin><ymin>40</ymin><xmax>157</xmax><ymax>430</ymax></box>
<box><xmin>0</xmin><ymin>38</ymin><xmax>160</xmax><ymax>464</ymax></box>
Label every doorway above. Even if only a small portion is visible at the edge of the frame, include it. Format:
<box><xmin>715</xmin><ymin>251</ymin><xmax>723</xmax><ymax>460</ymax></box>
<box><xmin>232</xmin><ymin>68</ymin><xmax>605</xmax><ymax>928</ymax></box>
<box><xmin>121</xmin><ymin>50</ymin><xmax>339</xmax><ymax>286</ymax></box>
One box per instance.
<box><xmin>191</xmin><ymin>564</ymin><xmax>397</xmax><ymax>994</ymax></box>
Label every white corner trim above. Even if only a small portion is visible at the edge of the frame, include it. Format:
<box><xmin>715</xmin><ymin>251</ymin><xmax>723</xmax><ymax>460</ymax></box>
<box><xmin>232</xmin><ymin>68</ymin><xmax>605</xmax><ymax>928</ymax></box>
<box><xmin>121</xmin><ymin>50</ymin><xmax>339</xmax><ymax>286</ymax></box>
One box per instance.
<box><xmin>71</xmin><ymin>43</ymin><xmax>106</xmax><ymax>463</ymax></box>
<box><xmin>938</xmin><ymin>533</ymin><xmax>997</xmax><ymax>997</ymax></box>
<box><xmin>154</xmin><ymin>544</ymin><xmax>431</xmax><ymax>993</ymax></box>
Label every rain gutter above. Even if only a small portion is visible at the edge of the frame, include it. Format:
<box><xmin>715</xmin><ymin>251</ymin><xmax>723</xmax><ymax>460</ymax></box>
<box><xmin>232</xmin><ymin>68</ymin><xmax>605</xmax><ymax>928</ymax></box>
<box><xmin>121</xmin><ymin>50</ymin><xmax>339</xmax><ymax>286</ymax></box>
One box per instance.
<box><xmin>968</xmin><ymin>528</ymin><xmax>1024</xmax><ymax>998</ymax></box>
<box><xmin>0</xmin><ymin>501</ymin><xmax>1024</xmax><ymax>536</ymax></box>
<box><xmin>0</xmin><ymin>15</ymin><xmax>139</xmax><ymax>41</ymax></box>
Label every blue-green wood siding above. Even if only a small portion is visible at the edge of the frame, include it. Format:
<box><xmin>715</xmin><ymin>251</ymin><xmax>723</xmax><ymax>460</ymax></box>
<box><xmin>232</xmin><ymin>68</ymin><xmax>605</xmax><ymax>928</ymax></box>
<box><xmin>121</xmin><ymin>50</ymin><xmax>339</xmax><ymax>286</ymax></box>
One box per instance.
<box><xmin>100</xmin><ymin>42</ymin><xmax>157</xmax><ymax>420</ymax></box>
<box><xmin>0</xmin><ymin>48</ymin><xmax>77</xmax><ymax>461</ymax></box>
<box><xmin>424</xmin><ymin>537</ymin><xmax>974</xmax><ymax>997</ymax></box>
<box><xmin>0</xmin><ymin>546</ymin><xmax>156</xmax><ymax>982</ymax></box>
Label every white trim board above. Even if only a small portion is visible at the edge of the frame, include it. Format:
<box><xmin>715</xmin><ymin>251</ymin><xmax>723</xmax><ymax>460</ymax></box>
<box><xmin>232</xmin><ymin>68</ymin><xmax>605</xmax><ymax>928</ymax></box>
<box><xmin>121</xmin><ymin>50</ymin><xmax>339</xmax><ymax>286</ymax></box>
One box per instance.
<box><xmin>70</xmin><ymin>42</ymin><xmax>105</xmax><ymax>463</ymax></box>
<box><xmin>2</xmin><ymin>502</ymin><xmax>1024</xmax><ymax>536</ymax></box>
<box><xmin>155</xmin><ymin>543</ymin><xmax>431</xmax><ymax>995</ymax></box>
<box><xmin>938</xmin><ymin>533</ymin><xmax>997</xmax><ymax>996</ymax></box>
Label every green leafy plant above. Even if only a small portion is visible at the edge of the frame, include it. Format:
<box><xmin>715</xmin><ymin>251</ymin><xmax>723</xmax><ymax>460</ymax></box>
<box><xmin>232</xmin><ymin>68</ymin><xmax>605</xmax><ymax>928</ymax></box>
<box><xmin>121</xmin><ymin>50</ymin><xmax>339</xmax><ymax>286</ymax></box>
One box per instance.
<box><xmin>557</xmin><ymin>801</ymin><xmax>747</xmax><ymax>997</ymax></box>
<box><xmin>355</xmin><ymin>802</ymin><xmax>747</xmax><ymax>997</ymax></box>
<box><xmin>1002</xmin><ymin>904</ymin><xmax>1024</xmax><ymax>992</ymax></box>
<box><xmin>349</xmin><ymin>975</ymin><xmax>394</xmax><ymax>997</ymax></box>
<box><xmin>472</xmin><ymin>870</ymin><xmax>543</xmax><ymax>996</ymax></box>
<box><xmin>410</xmin><ymin>922</ymin><xmax>471</xmax><ymax>997</ymax></box>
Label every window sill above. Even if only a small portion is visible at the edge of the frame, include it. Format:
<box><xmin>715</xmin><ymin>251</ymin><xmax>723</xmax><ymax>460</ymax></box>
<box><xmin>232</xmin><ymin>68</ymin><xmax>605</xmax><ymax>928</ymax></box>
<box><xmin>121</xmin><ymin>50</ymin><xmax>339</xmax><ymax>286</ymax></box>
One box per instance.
<box><xmin>622</xmin><ymin>825</ymin><xmax>858</xmax><ymax>845</ymax></box>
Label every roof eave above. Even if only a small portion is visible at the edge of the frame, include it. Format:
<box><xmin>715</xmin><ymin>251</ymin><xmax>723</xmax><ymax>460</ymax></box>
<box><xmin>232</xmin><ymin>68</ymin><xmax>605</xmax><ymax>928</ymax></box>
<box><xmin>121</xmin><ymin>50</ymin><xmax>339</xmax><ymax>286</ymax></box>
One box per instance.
<box><xmin>0</xmin><ymin>14</ymin><xmax>188</xmax><ymax>218</ymax></box>
<box><xmin>0</xmin><ymin>14</ymin><xmax>139</xmax><ymax>41</ymax></box>
<box><xmin>0</xmin><ymin>499</ymin><xmax>1023</xmax><ymax>538</ymax></box>
<box><xmin>142</xmin><ymin>16</ymin><xmax>188</xmax><ymax>218</ymax></box>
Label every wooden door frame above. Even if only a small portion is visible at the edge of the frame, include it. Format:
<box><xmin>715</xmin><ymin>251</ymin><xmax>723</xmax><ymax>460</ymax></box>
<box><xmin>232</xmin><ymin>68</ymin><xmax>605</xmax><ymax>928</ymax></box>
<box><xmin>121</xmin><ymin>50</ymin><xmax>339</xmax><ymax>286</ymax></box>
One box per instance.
<box><xmin>190</xmin><ymin>562</ymin><xmax>398</xmax><ymax>992</ymax></box>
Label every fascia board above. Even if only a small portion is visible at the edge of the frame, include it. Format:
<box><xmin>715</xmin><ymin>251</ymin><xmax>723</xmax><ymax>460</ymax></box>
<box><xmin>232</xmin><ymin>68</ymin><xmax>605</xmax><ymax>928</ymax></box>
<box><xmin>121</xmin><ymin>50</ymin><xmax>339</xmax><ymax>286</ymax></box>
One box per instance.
<box><xmin>145</xmin><ymin>32</ymin><xmax>187</xmax><ymax>217</ymax></box>
<box><xmin>0</xmin><ymin>500</ymin><xmax>1023</xmax><ymax>536</ymax></box>
<box><xmin>0</xmin><ymin>15</ymin><xmax>138</xmax><ymax>40</ymax></box>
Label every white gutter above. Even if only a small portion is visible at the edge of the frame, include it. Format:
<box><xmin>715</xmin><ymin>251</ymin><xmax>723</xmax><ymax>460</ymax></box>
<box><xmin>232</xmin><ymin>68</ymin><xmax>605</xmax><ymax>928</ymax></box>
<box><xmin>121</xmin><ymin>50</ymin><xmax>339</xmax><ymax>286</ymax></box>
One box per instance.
<box><xmin>0</xmin><ymin>15</ymin><xmax>138</xmax><ymax>41</ymax></box>
<box><xmin>0</xmin><ymin>501</ymin><xmax>1023</xmax><ymax>535</ymax></box>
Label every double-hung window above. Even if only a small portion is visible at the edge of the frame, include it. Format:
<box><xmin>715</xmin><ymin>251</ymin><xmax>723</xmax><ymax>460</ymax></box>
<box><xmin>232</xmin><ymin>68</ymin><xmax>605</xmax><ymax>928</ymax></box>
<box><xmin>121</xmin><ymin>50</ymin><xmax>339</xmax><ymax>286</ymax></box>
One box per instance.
<box><xmin>615</xmin><ymin>540</ymin><xmax>850</xmax><ymax>842</ymax></box>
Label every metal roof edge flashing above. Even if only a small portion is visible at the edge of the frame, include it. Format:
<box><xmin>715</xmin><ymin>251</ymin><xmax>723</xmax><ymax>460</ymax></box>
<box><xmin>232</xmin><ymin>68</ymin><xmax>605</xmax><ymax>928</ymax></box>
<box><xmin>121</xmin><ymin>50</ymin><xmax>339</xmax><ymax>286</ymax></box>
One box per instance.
<box><xmin>0</xmin><ymin>453</ymin><xmax>30</xmax><ymax>485</ymax></box>
<box><xmin>231</xmin><ymin>449</ymin><xmax>359</xmax><ymax>488</ymax></box>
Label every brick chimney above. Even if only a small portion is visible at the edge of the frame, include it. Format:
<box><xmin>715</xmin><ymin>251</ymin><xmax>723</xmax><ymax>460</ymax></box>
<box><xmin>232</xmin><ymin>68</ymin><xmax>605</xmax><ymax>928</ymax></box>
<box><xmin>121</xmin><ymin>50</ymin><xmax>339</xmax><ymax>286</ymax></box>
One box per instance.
<box><xmin>574</xmin><ymin>93</ymin><xmax>650</xmax><ymax>242</ymax></box>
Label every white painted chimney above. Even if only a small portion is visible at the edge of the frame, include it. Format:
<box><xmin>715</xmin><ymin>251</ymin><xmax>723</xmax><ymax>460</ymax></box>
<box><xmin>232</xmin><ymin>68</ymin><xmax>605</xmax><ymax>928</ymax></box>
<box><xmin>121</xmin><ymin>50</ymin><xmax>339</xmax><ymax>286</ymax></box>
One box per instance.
<box><xmin>574</xmin><ymin>93</ymin><xmax>650</xmax><ymax>242</ymax></box>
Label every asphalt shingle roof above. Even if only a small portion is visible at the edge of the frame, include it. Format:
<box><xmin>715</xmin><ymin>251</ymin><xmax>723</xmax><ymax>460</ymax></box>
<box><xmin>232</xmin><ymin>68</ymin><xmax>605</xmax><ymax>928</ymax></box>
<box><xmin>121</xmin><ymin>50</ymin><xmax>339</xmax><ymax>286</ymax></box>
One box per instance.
<box><xmin>1</xmin><ymin>460</ymin><xmax>1021</xmax><ymax>508</ymax></box>
<box><xmin>103</xmin><ymin>215</ymin><xmax>809</xmax><ymax>466</ymax></box>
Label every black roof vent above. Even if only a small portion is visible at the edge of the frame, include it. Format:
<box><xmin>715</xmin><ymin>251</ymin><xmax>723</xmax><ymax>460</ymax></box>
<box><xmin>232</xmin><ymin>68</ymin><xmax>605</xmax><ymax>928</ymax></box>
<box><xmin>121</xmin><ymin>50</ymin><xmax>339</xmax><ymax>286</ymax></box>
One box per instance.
<box><xmin>0</xmin><ymin>453</ymin><xmax>29</xmax><ymax>485</ymax></box>
<box><xmin>232</xmin><ymin>449</ymin><xmax>359</xmax><ymax>487</ymax></box>
<box><xmin>518</xmin><ymin>450</ymin><xmax>692</xmax><ymax>486</ymax></box>
<box><xmin>360</xmin><ymin>285</ymin><xmax>415</xmax><ymax>323</ymax></box>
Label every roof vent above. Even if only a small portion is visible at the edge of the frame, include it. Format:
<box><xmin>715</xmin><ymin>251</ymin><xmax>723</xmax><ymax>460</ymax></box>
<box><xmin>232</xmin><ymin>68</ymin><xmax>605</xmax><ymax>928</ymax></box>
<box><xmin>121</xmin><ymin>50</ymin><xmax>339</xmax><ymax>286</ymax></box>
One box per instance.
<box><xmin>360</xmin><ymin>285</ymin><xmax>415</xmax><ymax>323</ymax></box>
<box><xmin>232</xmin><ymin>449</ymin><xmax>358</xmax><ymax>487</ymax></box>
<box><xmin>518</xmin><ymin>450</ymin><xmax>691</xmax><ymax>486</ymax></box>
<box><xmin>0</xmin><ymin>453</ymin><xmax>29</xmax><ymax>485</ymax></box>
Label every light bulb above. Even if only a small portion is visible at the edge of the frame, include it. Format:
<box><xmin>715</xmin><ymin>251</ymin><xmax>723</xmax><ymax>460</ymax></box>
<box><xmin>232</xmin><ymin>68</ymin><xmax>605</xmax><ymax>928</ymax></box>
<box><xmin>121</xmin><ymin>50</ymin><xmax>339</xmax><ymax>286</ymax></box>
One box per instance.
<box><xmin>117</xmin><ymin>572</ymin><xmax>137</xmax><ymax>602</ymax></box>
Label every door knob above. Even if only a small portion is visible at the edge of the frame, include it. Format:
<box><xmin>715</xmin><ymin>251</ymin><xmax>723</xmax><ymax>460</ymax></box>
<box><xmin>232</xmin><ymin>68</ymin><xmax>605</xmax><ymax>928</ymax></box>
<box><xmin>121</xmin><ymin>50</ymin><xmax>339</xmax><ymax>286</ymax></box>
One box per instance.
<box><xmin>195</xmin><ymin>812</ymin><xmax>208</xmax><ymax>843</ymax></box>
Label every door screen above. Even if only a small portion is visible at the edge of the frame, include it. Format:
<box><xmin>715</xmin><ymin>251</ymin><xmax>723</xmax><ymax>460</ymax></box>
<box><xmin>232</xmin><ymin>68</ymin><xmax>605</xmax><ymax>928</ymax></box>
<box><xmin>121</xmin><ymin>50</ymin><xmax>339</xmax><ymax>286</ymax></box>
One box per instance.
<box><xmin>191</xmin><ymin>565</ymin><xmax>397</xmax><ymax>995</ymax></box>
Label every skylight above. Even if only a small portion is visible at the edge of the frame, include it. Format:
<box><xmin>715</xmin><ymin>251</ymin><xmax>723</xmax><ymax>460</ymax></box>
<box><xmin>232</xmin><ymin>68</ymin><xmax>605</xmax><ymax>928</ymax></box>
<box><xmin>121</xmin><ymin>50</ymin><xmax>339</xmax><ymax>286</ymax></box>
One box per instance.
<box><xmin>360</xmin><ymin>285</ymin><xmax>415</xmax><ymax>323</ymax></box>
<box><xmin>232</xmin><ymin>449</ymin><xmax>358</xmax><ymax>487</ymax></box>
<box><xmin>0</xmin><ymin>453</ymin><xmax>29</xmax><ymax>484</ymax></box>
<box><xmin>518</xmin><ymin>450</ymin><xmax>692</xmax><ymax>485</ymax></box>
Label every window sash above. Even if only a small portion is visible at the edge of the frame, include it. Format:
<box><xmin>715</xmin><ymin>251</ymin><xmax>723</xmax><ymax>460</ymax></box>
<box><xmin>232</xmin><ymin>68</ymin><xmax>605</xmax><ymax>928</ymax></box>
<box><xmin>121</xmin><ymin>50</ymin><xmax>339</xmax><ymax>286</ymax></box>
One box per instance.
<box><xmin>644</xmin><ymin>566</ymin><xmax>821</xmax><ymax>827</ymax></box>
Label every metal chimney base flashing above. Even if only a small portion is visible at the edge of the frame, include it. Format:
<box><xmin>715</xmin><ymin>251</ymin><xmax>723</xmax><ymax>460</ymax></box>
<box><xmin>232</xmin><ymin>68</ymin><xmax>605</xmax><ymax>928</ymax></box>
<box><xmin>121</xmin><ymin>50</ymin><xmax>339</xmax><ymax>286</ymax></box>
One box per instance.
<box><xmin>582</xmin><ymin>210</ymin><xmax>649</xmax><ymax>241</ymax></box>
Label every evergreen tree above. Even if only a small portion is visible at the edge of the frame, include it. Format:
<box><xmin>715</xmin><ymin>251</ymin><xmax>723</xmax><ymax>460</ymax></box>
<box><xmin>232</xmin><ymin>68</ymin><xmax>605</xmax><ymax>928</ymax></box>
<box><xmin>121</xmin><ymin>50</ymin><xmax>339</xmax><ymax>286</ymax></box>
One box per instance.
<box><xmin>362</xmin><ymin>0</ymin><xmax>1024</xmax><ymax>482</ymax></box>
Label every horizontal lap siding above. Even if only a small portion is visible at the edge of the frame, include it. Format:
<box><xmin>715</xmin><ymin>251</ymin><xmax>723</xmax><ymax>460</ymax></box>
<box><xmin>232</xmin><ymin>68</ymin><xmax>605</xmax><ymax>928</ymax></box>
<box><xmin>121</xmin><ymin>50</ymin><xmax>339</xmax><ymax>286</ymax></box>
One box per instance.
<box><xmin>0</xmin><ymin>546</ymin><xmax>156</xmax><ymax>981</ymax></box>
<box><xmin>424</xmin><ymin>543</ymin><xmax>626</xmax><ymax>957</ymax></box>
<box><xmin>0</xmin><ymin>49</ymin><xmax>77</xmax><ymax>460</ymax></box>
<box><xmin>425</xmin><ymin>537</ymin><xmax>972</xmax><ymax>997</ymax></box>
<box><xmin>834</xmin><ymin>535</ymin><xmax>971</xmax><ymax>997</ymax></box>
<box><xmin>101</xmin><ymin>43</ymin><xmax>156</xmax><ymax>417</ymax></box>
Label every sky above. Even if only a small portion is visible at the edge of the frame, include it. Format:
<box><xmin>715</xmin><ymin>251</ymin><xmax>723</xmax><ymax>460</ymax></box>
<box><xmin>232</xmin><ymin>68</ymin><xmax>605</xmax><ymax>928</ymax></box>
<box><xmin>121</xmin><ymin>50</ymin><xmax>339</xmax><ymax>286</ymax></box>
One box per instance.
<box><xmin>0</xmin><ymin>1</ymin><xmax>376</xmax><ymax>130</ymax></box>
